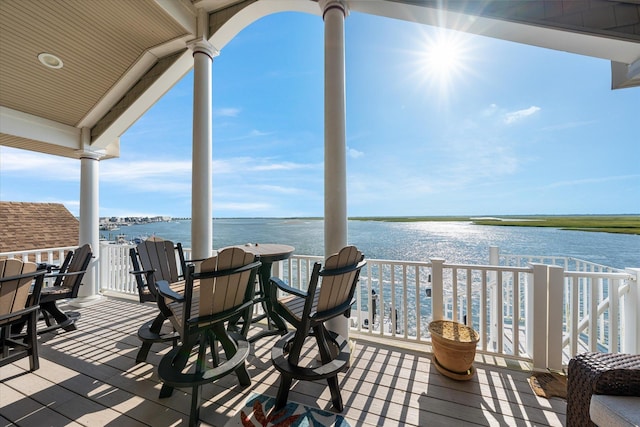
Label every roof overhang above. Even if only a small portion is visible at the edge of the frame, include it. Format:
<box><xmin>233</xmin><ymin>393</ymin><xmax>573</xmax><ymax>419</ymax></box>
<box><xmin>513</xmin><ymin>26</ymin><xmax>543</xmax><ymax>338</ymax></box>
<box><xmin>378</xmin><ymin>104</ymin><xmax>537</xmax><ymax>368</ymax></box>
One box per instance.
<box><xmin>1</xmin><ymin>0</ymin><xmax>638</xmax><ymax>161</ymax></box>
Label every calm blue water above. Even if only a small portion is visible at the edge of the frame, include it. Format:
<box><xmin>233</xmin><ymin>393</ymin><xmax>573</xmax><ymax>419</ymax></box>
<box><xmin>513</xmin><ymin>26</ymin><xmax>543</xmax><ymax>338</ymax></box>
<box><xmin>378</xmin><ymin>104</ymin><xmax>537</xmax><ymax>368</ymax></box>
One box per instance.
<box><xmin>101</xmin><ymin>218</ymin><xmax>639</xmax><ymax>269</ymax></box>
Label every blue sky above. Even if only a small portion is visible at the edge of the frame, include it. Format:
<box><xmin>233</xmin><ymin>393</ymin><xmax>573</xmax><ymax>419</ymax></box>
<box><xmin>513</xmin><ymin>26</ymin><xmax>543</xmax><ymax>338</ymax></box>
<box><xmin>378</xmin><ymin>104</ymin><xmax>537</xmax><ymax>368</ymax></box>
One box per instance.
<box><xmin>2</xmin><ymin>11</ymin><xmax>639</xmax><ymax>218</ymax></box>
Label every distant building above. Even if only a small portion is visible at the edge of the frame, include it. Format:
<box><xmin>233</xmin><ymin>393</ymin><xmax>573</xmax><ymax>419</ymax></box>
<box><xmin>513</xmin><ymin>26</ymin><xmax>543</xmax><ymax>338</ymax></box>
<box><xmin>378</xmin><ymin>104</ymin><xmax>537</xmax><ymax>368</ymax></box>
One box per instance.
<box><xmin>0</xmin><ymin>201</ymin><xmax>79</xmax><ymax>254</ymax></box>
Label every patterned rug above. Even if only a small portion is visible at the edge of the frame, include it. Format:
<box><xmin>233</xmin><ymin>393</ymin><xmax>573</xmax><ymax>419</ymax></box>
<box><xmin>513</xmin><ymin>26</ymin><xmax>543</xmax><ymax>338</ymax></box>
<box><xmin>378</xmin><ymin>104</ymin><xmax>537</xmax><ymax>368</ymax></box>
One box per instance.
<box><xmin>224</xmin><ymin>393</ymin><xmax>352</xmax><ymax>427</ymax></box>
<box><xmin>528</xmin><ymin>372</ymin><xmax>567</xmax><ymax>399</ymax></box>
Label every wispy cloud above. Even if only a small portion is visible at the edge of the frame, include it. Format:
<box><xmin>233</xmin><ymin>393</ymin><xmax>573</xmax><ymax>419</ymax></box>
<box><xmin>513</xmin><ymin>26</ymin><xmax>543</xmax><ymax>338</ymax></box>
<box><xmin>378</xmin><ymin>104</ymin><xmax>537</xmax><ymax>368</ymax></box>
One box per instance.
<box><xmin>214</xmin><ymin>107</ymin><xmax>241</xmax><ymax>117</ymax></box>
<box><xmin>0</xmin><ymin>149</ymin><xmax>78</xmax><ymax>179</ymax></box>
<box><xmin>101</xmin><ymin>160</ymin><xmax>191</xmax><ymax>181</ymax></box>
<box><xmin>251</xmin><ymin>161</ymin><xmax>319</xmax><ymax>172</ymax></box>
<box><xmin>214</xmin><ymin>201</ymin><xmax>273</xmax><ymax>212</ymax></box>
<box><xmin>348</xmin><ymin>147</ymin><xmax>364</xmax><ymax>159</ymax></box>
<box><xmin>541</xmin><ymin>121</ymin><xmax>596</xmax><ymax>131</ymax></box>
<box><xmin>544</xmin><ymin>174</ymin><xmax>640</xmax><ymax>189</ymax></box>
<box><xmin>252</xmin><ymin>184</ymin><xmax>305</xmax><ymax>195</ymax></box>
<box><xmin>504</xmin><ymin>106</ymin><xmax>541</xmax><ymax>124</ymax></box>
<box><xmin>99</xmin><ymin>160</ymin><xmax>192</xmax><ymax>194</ymax></box>
<box><xmin>482</xmin><ymin>103</ymin><xmax>499</xmax><ymax>117</ymax></box>
<box><xmin>225</xmin><ymin>129</ymin><xmax>272</xmax><ymax>141</ymax></box>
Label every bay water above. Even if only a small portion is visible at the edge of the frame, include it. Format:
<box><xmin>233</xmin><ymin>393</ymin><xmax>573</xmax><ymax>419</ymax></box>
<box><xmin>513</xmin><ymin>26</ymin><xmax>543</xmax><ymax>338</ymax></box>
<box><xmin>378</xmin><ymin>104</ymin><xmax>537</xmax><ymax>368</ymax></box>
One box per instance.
<box><xmin>102</xmin><ymin>218</ymin><xmax>639</xmax><ymax>269</ymax></box>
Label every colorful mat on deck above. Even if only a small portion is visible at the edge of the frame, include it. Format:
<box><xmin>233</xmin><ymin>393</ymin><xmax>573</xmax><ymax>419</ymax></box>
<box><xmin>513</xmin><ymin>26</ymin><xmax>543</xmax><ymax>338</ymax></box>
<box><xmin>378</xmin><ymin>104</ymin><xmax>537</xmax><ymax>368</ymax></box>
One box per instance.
<box><xmin>224</xmin><ymin>393</ymin><xmax>352</xmax><ymax>427</ymax></box>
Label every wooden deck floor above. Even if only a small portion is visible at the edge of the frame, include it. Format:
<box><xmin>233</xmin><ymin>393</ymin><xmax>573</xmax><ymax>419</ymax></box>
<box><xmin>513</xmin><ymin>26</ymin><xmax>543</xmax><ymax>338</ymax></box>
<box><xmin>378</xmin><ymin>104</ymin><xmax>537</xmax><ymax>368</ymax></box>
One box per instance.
<box><xmin>0</xmin><ymin>297</ymin><xmax>566</xmax><ymax>426</ymax></box>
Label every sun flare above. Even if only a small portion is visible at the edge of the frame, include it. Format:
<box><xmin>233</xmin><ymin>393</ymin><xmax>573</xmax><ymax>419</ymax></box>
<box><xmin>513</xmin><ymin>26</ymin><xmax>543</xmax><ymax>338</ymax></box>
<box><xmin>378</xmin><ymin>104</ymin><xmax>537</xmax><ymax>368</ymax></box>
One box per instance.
<box><xmin>415</xmin><ymin>29</ymin><xmax>473</xmax><ymax>98</ymax></box>
<box><xmin>426</xmin><ymin>39</ymin><xmax>463</xmax><ymax>75</ymax></box>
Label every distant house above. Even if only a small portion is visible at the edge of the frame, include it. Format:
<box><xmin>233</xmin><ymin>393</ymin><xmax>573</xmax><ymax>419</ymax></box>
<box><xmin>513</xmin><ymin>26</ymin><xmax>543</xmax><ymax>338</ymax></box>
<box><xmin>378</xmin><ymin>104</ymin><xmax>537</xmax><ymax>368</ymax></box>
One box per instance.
<box><xmin>0</xmin><ymin>202</ymin><xmax>79</xmax><ymax>254</ymax></box>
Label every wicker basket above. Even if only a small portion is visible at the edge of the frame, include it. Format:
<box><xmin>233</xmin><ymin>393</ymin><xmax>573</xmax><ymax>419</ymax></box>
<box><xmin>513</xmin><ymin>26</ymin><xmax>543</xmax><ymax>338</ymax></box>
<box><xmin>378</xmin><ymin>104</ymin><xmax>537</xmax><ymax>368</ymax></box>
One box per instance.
<box><xmin>429</xmin><ymin>320</ymin><xmax>479</xmax><ymax>380</ymax></box>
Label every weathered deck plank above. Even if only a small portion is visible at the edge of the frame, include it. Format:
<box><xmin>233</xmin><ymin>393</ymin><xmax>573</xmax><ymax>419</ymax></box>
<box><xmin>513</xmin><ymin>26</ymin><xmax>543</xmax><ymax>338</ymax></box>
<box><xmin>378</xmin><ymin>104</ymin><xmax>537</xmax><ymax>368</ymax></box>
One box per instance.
<box><xmin>0</xmin><ymin>297</ymin><xmax>566</xmax><ymax>426</ymax></box>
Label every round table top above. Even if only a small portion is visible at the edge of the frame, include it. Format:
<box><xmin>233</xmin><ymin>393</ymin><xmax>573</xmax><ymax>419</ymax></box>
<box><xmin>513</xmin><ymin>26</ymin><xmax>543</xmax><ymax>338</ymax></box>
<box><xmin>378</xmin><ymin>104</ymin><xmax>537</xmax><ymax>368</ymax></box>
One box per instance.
<box><xmin>232</xmin><ymin>243</ymin><xmax>294</xmax><ymax>263</ymax></box>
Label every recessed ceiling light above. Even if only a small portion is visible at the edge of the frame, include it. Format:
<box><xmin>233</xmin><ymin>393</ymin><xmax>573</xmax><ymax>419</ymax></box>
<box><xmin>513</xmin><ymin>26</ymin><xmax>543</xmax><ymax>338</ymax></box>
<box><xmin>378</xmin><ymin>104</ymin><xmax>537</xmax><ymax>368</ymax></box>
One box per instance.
<box><xmin>38</xmin><ymin>52</ymin><xmax>63</xmax><ymax>69</ymax></box>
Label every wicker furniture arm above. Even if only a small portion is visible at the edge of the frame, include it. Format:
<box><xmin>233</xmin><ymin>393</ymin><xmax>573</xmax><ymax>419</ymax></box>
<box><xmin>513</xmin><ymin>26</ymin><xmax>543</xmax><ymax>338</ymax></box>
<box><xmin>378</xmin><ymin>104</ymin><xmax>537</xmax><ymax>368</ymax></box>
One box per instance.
<box><xmin>567</xmin><ymin>352</ymin><xmax>640</xmax><ymax>427</ymax></box>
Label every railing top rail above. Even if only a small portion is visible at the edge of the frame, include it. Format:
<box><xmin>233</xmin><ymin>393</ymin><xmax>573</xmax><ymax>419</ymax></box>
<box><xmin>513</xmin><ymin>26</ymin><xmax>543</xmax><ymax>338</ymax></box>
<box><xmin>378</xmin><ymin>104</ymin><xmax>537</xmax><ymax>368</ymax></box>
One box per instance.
<box><xmin>0</xmin><ymin>246</ymin><xmax>77</xmax><ymax>257</ymax></box>
<box><xmin>564</xmin><ymin>271</ymin><xmax>634</xmax><ymax>279</ymax></box>
<box><xmin>290</xmin><ymin>256</ymin><xmax>555</xmax><ymax>274</ymax></box>
<box><xmin>442</xmin><ymin>262</ymin><xmax>532</xmax><ymax>273</ymax></box>
<box><xmin>501</xmin><ymin>253</ymin><xmax>627</xmax><ymax>272</ymax></box>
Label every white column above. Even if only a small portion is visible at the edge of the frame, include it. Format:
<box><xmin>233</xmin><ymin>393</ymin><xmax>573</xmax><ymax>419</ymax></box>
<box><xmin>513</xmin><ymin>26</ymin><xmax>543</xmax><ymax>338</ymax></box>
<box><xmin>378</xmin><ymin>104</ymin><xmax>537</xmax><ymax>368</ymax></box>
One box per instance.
<box><xmin>547</xmin><ymin>265</ymin><xmax>564</xmax><ymax>371</ymax></box>
<box><xmin>72</xmin><ymin>132</ymin><xmax>102</xmax><ymax>306</ymax></box>
<box><xmin>430</xmin><ymin>258</ymin><xmax>445</xmax><ymax>321</ymax></box>
<box><xmin>528</xmin><ymin>263</ymin><xmax>549</xmax><ymax>371</ymax></box>
<box><xmin>321</xmin><ymin>0</ymin><xmax>348</xmax><ymax>337</ymax></box>
<box><xmin>189</xmin><ymin>38</ymin><xmax>218</xmax><ymax>260</ymax></box>
<box><xmin>623</xmin><ymin>268</ymin><xmax>640</xmax><ymax>354</ymax></box>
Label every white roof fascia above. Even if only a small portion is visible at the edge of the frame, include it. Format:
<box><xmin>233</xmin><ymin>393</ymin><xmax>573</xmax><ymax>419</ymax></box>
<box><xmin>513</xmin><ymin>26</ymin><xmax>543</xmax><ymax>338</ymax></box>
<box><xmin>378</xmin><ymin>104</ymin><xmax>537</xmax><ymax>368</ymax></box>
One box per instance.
<box><xmin>90</xmin><ymin>49</ymin><xmax>194</xmax><ymax>150</ymax></box>
<box><xmin>348</xmin><ymin>0</ymin><xmax>640</xmax><ymax>64</ymax></box>
<box><xmin>0</xmin><ymin>106</ymin><xmax>81</xmax><ymax>150</ymax></box>
<box><xmin>611</xmin><ymin>58</ymin><xmax>640</xmax><ymax>89</ymax></box>
<box><xmin>627</xmin><ymin>58</ymin><xmax>640</xmax><ymax>80</ymax></box>
<box><xmin>153</xmin><ymin>0</ymin><xmax>198</xmax><ymax>34</ymax></box>
<box><xmin>209</xmin><ymin>0</ymin><xmax>321</xmax><ymax>49</ymax></box>
<box><xmin>77</xmin><ymin>37</ymin><xmax>193</xmax><ymax>131</ymax></box>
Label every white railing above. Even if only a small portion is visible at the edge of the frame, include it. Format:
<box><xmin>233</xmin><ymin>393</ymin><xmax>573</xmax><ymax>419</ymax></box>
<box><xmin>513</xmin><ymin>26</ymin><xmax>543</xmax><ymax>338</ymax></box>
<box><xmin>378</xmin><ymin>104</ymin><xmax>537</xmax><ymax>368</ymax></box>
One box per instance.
<box><xmin>97</xmin><ymin>242</ymin><xmax>194</xmax><ymax>299</ymax></box>
<box><xmin>277</xmin><ymin>252</ymin><xmax>638</xmax><ymax>369</ymax></box>
<box><xmin>495</xmin><ymin>248</ymin><xmax>638</xmax><ymax>362</ymax></box>
<box><xmin>0</xmin><ymin>246</ymin><xmax>74</xmax><ymax>265</ymax></box>
<box><xmin>2</xmin><ymin>243</ymin><xmax>637</xmax><ymax>370</ymax></box>
<box><xmin>0</xmin><ymin>246</ymin><xmax>76</xmax><ymax>287</ymax></box>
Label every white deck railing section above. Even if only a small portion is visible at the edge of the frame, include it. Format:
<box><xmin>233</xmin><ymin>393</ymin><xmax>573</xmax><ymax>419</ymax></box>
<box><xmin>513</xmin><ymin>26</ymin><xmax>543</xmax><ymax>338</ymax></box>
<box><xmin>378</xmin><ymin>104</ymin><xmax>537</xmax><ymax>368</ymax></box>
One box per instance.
<box><xmin>2</xmin><ymin>243</ymin><xmax>638</xmax><ymax>370</ymax></box>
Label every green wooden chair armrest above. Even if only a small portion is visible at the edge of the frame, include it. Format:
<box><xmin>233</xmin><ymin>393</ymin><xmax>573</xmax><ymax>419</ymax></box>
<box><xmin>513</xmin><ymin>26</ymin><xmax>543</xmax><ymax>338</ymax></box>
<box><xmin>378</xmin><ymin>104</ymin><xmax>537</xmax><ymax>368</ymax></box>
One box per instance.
<box><xmin>129</xmin><ymin>268</ymin><xmax>155</xmax><ymax>276</ymax></box>
<box><xmin>186</xmin><ymin>300</ymin><xmax>255</xmax><ymax>327</ymax></box>
<box><xmin>0</xmin><ymin>304</ymin><xmax>40</xmax><ymax>322</ymax></box>
<box><xmin>156</xmin><ymin>280</ymin><xmax>184</xmax><ymax>302</ymax></box>
<box><xmin>270</xmin><ymin>276</ymin><xmax>307</xmax><ymax>298</ymax></box>
<box><xmin>45</xmin><ymin>270</ymin><xmax>87</xmax><ymax>280</ymax></box>
<box><xmin>313</xmin><ymin>298</ymin><xmax>356</xmax><ymax>322</ymax></box>
<box><xmin>0</xmin><ymin>269</ymin><xmax>46</xmax><ymax>283</ymax></box>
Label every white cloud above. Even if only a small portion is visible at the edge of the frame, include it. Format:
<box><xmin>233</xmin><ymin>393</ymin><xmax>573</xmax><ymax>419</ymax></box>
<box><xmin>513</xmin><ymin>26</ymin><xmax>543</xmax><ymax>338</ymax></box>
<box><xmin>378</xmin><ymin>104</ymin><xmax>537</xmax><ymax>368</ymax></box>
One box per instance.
<box><xmin>212</xmin><ymin>157</ymin><xmax>319</xmax><ymax>174</ymax></box>
<box><xmin>226</xmin><ymin>129</ymin><xmax>272</xmax><ymax>141</ymax></box>
<box><xmin>252</xmin><ymin>184</ymin><xmax>305</xmax><ymax>195</ymax></box>
<box><xmin>482</xmin><ymin>103</ymin><xmax>499</xmax><ymax>117</ymax></box>
<box><xmin>214</xmin><ymin>107</ymin><xmax>241</xmax><ymax>117</ymax></box>
<box><xmin>214</xmin><ymin>201</ymin><xmax>272</xmax><ymax>211</ymax></box>
<box><xmin>545</xmin><ymin>174</ymin><xmax>640</xmax><ymax>189</ymax></box>
<box><xmin>251</xmin><ymin>161</ymin><xmax>319</xmax><ymax>172</ymax></box>
<box><xmin>348</xmin><ymin>147</ymin><xmax>364</xmax><ymax>159</ymax></box>
<box><xmin>504</xmin><ymin>106</ymin><xmax>541</xmax><ymax>124</ymax></box>
<box><xmin>0</xmin><ymin>148</ymin><xmax>79</xmax><ymax>179</ymax></box>
<box><xmin>101</xmin><ymin>160</ymin><xmax>192</xmax><ymax>182</ymax></box>
<box><xmin>541</xmin><ymin>120</ymin><xmax>595</xmax><ymax>131</ymax></box>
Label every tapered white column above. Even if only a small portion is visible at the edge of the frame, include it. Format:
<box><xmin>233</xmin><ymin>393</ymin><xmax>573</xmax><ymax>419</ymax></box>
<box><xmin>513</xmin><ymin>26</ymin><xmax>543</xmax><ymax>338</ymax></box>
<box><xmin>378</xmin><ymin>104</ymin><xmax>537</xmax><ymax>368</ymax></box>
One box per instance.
<box><xmin>189</xmin><ymin>39</ymin><xmax>218</xmax><ymax>260</ymax></box>
<box><xmin>72</xmin><ymin>131</ymin><xmax>102</xmax><ymax>305</ymax></box>
<box><xmin>321</xmin><ymin>0</ymin><xmax>349</xmax><ymax>337</ymax></box>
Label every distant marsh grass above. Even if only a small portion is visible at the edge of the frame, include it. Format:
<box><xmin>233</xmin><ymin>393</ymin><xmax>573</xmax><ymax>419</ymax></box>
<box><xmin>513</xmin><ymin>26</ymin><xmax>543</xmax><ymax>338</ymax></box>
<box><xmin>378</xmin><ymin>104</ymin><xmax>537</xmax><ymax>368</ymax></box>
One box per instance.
<box><xmin>349</xmin><ymin>215</ymin><xmax>640</xmax><ymax>235</ymax></box>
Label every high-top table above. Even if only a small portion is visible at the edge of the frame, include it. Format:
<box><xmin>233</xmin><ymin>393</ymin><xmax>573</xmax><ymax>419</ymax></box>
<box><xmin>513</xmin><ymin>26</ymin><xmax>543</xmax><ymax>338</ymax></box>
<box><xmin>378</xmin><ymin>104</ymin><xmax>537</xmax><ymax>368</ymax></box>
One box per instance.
<box><xmin>231</xmin><ymin>243</ymin><xmax>294</xmax><ymax>342</ymax></box>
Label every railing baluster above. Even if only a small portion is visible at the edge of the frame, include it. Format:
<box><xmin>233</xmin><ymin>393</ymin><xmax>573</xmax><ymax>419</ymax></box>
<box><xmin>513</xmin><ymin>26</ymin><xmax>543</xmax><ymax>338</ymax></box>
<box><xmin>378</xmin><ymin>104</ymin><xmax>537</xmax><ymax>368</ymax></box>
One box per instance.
<box><xmin>496</xmin><ymin>269</ymin><xmax>503</xmax><ymax>354</ymax></box>
<box><xmin>415</xmin><ymin>265</ymin><xmax>421</xmax><ymax>339</ymax></box>
<box><xmin>511</xmin><ymin>273</ymin><xmax>520</xmax><ymax>356</ymax></box>
<box><xmin>480</xmin><ymin>269</ymin><xmax>487</xmax><ymax>352</ymax></box>
<box><xmin>609</xmin><ymin>277</ymin><xmax>619</xmax><ymax>352</ymax></box>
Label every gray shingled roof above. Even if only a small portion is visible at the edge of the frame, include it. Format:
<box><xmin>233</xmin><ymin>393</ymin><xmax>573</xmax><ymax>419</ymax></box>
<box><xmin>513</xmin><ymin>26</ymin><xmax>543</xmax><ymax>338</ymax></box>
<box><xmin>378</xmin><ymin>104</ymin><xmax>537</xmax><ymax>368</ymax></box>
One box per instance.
<box><xmin>0</xmin><ymin>202</ymin><xmax>79</xmax><ymax>253</ymax></box>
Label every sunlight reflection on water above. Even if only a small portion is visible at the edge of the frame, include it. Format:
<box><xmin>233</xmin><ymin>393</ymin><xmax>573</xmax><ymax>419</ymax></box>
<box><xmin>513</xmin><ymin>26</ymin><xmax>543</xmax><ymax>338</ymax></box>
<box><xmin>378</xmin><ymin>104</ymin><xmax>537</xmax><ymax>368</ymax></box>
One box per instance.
<box><xmin>102</xmin><ymin>218</ymin><xmax>639</xmax><ymax>269</ymax></box>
